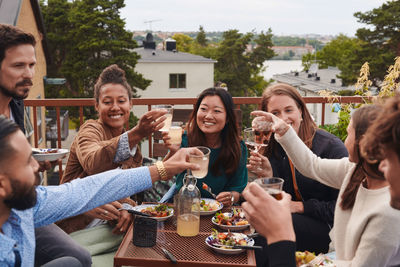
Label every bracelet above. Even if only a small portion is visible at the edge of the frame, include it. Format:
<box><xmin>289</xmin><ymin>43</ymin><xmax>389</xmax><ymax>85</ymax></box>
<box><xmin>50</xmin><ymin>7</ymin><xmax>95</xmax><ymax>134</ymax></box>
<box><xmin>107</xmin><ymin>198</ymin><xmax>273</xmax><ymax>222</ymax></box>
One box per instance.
<box><xmin>155</xmin><ymin>161</ymin><xmax>168</xmax><ymax>181</ymax></box>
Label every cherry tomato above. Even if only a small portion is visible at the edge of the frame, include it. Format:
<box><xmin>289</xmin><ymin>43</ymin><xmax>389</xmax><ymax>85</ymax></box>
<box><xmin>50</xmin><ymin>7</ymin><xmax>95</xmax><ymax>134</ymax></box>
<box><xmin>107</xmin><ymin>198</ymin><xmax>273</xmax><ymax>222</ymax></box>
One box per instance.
<box><xmin>218</xmin><ymin>233</ymin><xmax>227</xmax><ymax>240</ymax></box>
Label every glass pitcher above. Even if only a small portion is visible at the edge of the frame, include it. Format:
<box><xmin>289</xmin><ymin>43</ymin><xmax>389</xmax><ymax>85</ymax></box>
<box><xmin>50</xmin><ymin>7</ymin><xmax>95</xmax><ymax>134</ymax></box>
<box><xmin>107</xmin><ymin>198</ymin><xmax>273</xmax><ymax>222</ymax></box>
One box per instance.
<box><xmin>176</xmin><ymin>173</ymin><xmax>200</xmax><ymax>237</ymax></box>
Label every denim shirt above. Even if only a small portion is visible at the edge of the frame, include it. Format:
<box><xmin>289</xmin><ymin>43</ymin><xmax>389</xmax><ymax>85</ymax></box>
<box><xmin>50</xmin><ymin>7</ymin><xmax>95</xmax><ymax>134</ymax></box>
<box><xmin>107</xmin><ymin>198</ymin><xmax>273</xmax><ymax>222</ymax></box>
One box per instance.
<box><xmin>0</xmin><ymin>167</ymin><xmax>152</xmax><ymax>266</ymax></box>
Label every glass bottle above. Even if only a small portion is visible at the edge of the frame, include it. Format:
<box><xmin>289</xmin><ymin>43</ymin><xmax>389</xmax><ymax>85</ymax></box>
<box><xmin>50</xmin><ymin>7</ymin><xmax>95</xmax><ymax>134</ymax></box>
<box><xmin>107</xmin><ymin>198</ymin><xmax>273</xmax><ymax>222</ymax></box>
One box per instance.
<box><xmin>176</xmin><ymin>173</ymin><xmax>200</xmax><ymax>237</ymax></box>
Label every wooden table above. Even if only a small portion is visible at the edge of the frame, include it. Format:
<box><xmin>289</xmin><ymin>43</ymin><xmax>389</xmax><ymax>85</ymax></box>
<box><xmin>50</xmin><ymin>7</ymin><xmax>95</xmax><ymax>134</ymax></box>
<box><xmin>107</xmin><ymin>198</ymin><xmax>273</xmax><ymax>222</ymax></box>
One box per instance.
<box><xmin>114</xmin><ymin>213</ymin><xmax>257</xmax><ymax>267</ymax></box>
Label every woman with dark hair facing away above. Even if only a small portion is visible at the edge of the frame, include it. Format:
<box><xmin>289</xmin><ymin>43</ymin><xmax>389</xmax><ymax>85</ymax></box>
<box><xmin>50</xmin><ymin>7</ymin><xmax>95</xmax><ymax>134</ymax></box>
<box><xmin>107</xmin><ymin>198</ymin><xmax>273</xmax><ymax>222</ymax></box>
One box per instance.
<box><xmin>245</xmin><ymin>104</ymin><xmax>400</xmax><ymax>266</ymax></box>
<box><xmin>247</xmin><ymin>83</ymin><xmax>348</xmax><ymax>258</ymax></box>
<box><xmin>162</xmin><ymin>87</ymin><xmax>248</xmax><ymax>207</ymax></box>
<box><xmin>57</xmin><ymin>64</ymin><xmax>167</xmax><ymax>264</ymax></box>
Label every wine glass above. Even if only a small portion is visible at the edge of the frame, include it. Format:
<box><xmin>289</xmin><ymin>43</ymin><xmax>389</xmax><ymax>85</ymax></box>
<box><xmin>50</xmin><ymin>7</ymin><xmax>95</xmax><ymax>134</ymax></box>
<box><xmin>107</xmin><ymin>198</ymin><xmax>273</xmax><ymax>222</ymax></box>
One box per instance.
<box><xmin>243</xmin><ymin>128</ymin><xmax>268</xmax><ymax>154</ymax></box>
<box><xmin>188</xmin><ymin>146</ymin><xmax>210</xmax><ymax>179</ymax></box>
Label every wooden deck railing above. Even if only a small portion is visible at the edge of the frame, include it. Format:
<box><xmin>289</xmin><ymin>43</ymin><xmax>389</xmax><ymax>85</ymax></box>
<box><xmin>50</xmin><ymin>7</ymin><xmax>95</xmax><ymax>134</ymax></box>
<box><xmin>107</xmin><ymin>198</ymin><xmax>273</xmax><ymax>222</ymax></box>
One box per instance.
<box><xmin>24</xmin><ymin>96</ymin><xmax>369</xmax><ymax>149</ymax></box>
<box><xmin>24</xmin><ymin>96</ymin><xmax>368</xmax><ymax>179</ymax></box>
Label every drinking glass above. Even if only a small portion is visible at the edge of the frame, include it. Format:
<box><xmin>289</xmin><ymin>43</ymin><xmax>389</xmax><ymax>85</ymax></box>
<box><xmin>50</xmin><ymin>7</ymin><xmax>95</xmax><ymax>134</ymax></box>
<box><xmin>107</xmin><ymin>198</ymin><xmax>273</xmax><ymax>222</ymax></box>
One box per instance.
<box><xmin>251</xmin><ymin>117</ymin><xmax>273</xmax><ymax>146</ymax></box>
<box><xmin>243</xmin><ymin>127</ymin><xmax>268</xmax><ymax>154</ymax></box>
<box><xmin>168</xmin><ymin>121</ymin><xmax>183</xmax><ymax>145</ymax></box>
<box><xmin>188</xmin><ymin>146</ymin><xmax>210</xmax><ymax>179</ymax></box>
<box><xmin>254</xmin><ymin>177</ymin><xmax>284</xmax><ymax>200</ymax></box>
<box><xmin>152</xmin><ymin>105</ymin><xmax>173</xmax><ymax>132</ymax></box>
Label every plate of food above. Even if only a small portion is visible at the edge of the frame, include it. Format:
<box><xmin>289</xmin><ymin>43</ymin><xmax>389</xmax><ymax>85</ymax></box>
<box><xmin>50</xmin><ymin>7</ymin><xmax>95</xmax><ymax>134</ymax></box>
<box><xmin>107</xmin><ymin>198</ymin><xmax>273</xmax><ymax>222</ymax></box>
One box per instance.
<box><xmin>211</xmin><ymin>208</ymin><xmax>249</xmax><ymax>231</ymax></box>
<box><xmin>132</xmin><ymin>204</ymin><xmax>174</xmax><ymax>222</ymax></box>
<box><xmin>200</xmin><ymin>198</ymin><xmax>223</xmax><ymax>215</ymax></box>
<box><xmin>296</xmin><ymin>251</ymin><xmax>336</xmax><ymax>267</ymax></box>
<box><xmin>205</xmin><ymin>229</ymin><xmax>254</xmax><ymax>255</ymax></box>
<box><xmin>32</xmin><ymin>148</ymin><xmax>69</xmax><ymax>162</ymax></box>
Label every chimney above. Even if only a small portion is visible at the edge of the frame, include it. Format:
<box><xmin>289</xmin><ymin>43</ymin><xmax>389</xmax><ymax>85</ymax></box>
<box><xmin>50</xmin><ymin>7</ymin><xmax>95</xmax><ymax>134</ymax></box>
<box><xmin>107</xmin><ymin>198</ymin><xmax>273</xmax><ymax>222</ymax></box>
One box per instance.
<box><xmin>165</xmin><ymin>38</ymin><xmax>176</xmax><ymax>51</ymax></box>
<box><xmin>330</xmin><ymin>79</ymin><xmax>336</xmax><ymax>83</ymax></box>
<box><xmin>143</xmin><ymin>33</ymin><xmax>156</xmax><ymax>49</ymax></box>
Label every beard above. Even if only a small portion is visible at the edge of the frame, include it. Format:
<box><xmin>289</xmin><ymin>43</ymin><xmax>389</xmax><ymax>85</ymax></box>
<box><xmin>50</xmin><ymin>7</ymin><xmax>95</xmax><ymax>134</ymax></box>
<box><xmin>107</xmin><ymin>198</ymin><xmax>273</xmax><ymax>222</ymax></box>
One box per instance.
<box><xmin>0</xmin><ymin>79</ymin><xmax>32</xmax><ymax>100</ymax></box>
<box><xmin>3</xmin><ymin>175</ymin><xmax>38</xmax><ymax>210</ymax></box>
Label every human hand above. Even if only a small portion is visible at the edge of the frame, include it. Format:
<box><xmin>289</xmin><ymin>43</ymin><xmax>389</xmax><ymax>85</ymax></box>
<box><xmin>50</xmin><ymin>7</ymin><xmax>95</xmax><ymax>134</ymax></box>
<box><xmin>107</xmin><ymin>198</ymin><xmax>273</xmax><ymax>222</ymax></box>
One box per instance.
<box><xmin>241</xmin><ymin>182</ymin><xmax>295</xmax><ymax>244</ymax></box>
<box><xmin>250</xmin><ymin>111</ymin><xmax>290</xmax><ymax>137</ymax></box>
<box><xmin>246</xmin><ymin>151</ymin><xmax>273</xmax><ymax>177</ymax></box>
<box><xmin>216</xmin><ymin>191</ymin><xmax>234</xmax><ymax>207</ymax></box>
<box><xmin>37</xmin><ymin>159</ymin><xmax>61</xmax><ymax>172</ymax></box>
<box><xmin>111</xmin><ymin>210</ymin><xmax>132</xmax><ymax>234</ymax></box>
<box><xmin>161</xmin><ymin>131</ymin><xmax>180</xmax><ymax>153</ymax></box>
<box><xmin>162</xmin><ymin>147</ymin><xmax>201</xmax><ymax>179</ymax></box>
<box><xmin>85</xmin><ymin>202</ymin><xmax>121</xmax><ymax>221</ymax></box>
<box><xmin>290</xmin><ymin>201</ymin><xmax>304</xmax><ymax>213</ymax></box>
<box><xmin>133</xmin><ymin>109</ymin><xmax>168</xmax><ymax>139</ymax></box>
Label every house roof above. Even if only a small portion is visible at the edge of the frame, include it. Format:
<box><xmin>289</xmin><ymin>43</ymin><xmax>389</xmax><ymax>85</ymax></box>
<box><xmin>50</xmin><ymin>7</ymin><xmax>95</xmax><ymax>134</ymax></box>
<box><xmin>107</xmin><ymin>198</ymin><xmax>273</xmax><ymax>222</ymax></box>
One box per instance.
<box><xmin>273</xmin><ymin>66</ymin><xmax>354</xmax><ymax>93</ymax></box>
<box><xmin>134</xmin><ymin>47</ymin><xmax>217</xmax><ymax>63</ymax></box>
<box><xmin>0</xmin><ymin>0</ymin><xmax>51</xmax><ymax>65</ymax></box>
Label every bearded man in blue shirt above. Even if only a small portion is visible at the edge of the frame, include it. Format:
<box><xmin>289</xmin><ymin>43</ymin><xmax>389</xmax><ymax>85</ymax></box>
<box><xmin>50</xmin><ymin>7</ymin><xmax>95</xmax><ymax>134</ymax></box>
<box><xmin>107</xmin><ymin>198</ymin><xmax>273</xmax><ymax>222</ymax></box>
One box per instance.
<box><xmin>0</xmin><ymin>116</ymin><xmax>200</xmax><ymax>266</ymax></box>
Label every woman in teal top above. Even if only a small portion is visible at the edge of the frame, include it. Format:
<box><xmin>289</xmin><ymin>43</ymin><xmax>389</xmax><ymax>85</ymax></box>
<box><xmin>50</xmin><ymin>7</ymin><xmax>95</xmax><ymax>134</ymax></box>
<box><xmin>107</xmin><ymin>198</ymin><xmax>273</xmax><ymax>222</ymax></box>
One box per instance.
<box><xmin>162</xmin><ymin>87</ymin><xmax>248</xmax><ymax>207</ymax></box>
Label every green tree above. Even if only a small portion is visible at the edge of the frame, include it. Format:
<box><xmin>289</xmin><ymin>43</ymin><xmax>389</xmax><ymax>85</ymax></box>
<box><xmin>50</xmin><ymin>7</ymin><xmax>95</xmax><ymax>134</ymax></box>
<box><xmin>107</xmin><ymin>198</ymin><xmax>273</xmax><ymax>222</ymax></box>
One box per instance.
<box><xmin>40</xmin><ymin>0</ymin><xmax>150</xmax><ymax>98</ymax></box>
<box><xmin>172</xmin><ymin>33</ymin><xmax>193</xmax><ymax>52</ymax></box>
<box><xmin>196</xmin><ymin>25</ymin><xmax>207</xmax><ymax>46</ymax></box>
<box><xmin>213</xmin><ymin>29</ymin><xmax>274</xmax><ymax>97</ymax></box>
<box><xmin>337</xmin><ymin>1</ymin><xmax>400</xmax><ymax>86</ymax></box>
<box><xmin>302</xmin><ymin>35</ymin><xmax>360</xmax><ymax>73</ymax></box>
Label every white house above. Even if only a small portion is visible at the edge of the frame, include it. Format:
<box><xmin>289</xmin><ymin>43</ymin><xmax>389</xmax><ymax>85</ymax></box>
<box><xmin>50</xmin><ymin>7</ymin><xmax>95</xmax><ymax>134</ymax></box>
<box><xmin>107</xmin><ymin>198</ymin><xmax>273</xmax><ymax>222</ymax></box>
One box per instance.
<box><xmin>132</xmin><ymin>33</ymin><xmax>217</xmax><ymax>156</ymax></box>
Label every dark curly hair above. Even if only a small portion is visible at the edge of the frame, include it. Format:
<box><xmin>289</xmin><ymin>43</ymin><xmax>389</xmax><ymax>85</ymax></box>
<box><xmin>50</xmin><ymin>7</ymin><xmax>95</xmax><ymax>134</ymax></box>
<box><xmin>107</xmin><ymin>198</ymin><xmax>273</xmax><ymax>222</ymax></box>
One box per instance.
<box><xmin>94</xmin><ymin>64</ymin><xmax>132</xmax><ymax>103</ymax></box>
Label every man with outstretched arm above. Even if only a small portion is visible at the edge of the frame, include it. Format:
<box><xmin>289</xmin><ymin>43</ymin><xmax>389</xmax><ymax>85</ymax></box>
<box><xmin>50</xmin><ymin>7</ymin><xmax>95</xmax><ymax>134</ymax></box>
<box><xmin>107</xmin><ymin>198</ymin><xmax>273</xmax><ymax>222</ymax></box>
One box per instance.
<box><xmin>0</xmin><ymin>116</ymin><xmax>200</xmax><ymax>266</ymax></box>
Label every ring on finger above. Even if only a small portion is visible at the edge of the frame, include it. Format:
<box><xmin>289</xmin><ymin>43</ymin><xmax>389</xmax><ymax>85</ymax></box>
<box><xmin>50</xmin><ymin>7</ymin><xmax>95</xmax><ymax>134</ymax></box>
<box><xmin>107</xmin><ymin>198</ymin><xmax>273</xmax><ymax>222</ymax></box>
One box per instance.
<box><xmin>104</xmin><ymin>210</ymin><xmax>108</xmax><ymax>215</ymax></box>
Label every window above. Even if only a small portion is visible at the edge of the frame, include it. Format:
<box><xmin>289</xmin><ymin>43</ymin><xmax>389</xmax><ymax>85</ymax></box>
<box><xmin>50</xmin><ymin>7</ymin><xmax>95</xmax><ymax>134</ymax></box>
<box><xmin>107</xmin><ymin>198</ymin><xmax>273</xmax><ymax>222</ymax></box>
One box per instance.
<box><xmin>169</xmin><ymin>74</ymin><xmax>186</xmax><ymax>89</ymax></box>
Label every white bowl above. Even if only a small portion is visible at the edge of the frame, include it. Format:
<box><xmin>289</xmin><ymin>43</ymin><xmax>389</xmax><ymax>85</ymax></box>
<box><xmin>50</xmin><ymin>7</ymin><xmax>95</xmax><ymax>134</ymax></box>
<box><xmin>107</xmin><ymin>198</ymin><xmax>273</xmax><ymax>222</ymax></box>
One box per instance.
<box><xmin>200</xmin><ymin>198</ymin><xmax>223</xmax><ymax>215</ymax></box>
<box><xmin>132</xmin><ymin>204</ymin><xmax>174</xmax><ymax>222</ymax></box>
<box><xmin>32</xmin><ymin>148</ymin><xmax>69</xmax><ymax>162</ymax></box>
<box><xmin>211</xmin><ymin>212</ymin><xmax>249</xmax><ymax>231</ymax></box>
<box><xmin>205</xmin><ymin>233</ymin><xmax>254</xmax><ymax>255</ymax></box>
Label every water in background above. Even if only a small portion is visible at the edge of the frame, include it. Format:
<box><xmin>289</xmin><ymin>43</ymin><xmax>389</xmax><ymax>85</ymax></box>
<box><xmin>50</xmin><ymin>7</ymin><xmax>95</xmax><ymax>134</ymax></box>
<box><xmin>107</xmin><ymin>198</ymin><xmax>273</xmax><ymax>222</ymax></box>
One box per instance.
<box><xmin>263</xmin><ymin>60</ymin><xmax>303</xmax><ymax>80</ymax></box>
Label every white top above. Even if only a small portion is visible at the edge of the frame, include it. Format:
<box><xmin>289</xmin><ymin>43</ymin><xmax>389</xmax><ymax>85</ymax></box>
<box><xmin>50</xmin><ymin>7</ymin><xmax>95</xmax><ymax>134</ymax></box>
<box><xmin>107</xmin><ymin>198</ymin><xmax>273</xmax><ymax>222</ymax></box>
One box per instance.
<box><xmin>276</xmin><ymin>127</ymin><xmax>400</xmax><ymax>267</ymax></box>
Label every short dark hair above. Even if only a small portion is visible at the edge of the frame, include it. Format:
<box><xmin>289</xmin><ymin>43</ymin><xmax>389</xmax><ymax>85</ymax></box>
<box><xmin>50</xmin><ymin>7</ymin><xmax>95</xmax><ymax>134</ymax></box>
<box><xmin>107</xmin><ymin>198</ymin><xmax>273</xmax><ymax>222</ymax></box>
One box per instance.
<box><xmin>93</xmin><ymin>64</ymin><xmax>133</xmax><ymax>103</ymax></box>
<box><xmin>0</xmin><ymin>24</ymin><xmax>36</xmax><ymax>66</ymax></box>
<box><xmin>0</xmin><ymin>115</ymin><xmax>20</xmax><ymax>168</ymax></box>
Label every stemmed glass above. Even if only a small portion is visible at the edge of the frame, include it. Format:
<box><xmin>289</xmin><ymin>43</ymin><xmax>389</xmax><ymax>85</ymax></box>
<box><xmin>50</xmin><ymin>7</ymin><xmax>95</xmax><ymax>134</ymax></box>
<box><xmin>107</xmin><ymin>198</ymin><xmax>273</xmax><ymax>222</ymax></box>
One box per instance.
<box><xmin>243</xmin><ymin>128</ymin><xmax>268</xmax><ymax>154</ymax></box>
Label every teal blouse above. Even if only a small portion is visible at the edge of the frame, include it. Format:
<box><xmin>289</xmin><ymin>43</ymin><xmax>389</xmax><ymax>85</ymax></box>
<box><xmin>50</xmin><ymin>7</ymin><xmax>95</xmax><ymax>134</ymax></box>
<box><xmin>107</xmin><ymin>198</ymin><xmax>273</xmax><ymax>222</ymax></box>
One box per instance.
<box><xmin>175</xmin><ymin>133</ymin><xmax>248</xmax><ymax>197</ymax></box>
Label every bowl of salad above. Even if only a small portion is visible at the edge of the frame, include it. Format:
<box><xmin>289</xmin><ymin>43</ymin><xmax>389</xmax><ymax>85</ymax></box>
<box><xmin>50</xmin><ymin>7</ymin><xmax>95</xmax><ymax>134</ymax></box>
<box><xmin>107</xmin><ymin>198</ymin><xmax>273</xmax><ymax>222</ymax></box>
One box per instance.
<box><xmin>205</xmin><ymin>229</ymin><xmax>254</xmax><ymax>255</ymax></box>
<box><xmin>211</xmin><ymin>208</ymin><xmax>249</xmax><ymax>231</ymax></box>
<box><xmin>132</xmin><ymin>204</ymin><xmax>173</xmax><ymax>222</ymax></box>
<box><xmin>200</xmin><ymin>198</ymin><xmax>223</xmax><ymax>215</ymax></box>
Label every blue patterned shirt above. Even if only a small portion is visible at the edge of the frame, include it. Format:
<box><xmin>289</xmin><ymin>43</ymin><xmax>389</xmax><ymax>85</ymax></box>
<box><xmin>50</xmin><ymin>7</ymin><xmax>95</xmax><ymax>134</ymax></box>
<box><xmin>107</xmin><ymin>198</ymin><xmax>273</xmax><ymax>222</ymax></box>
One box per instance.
<box><xmin>0</xmin><ymin>167</ymin><xmax>152</xmax><ymax>266</ymax></box>
<box><xmin>114</xmin><ymin>132</ymin><xmax>137</xmax><ymax>163</ymax></box>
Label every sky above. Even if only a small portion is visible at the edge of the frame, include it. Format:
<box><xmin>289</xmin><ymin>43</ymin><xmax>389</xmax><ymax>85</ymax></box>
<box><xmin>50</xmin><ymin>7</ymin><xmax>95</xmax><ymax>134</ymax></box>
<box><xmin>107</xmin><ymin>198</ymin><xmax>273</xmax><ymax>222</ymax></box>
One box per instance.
<box><xmin>120</xmin><ymin>0</ymin><xmax>387</xmax><ymax>36</ymax></box>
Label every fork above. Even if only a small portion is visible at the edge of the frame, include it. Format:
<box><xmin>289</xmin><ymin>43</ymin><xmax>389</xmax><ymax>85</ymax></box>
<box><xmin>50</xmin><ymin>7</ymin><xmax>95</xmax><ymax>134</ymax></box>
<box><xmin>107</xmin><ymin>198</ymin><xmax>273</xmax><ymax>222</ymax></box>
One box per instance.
<box><xmin>202</xmin><ymin>182</ymin><xmax>217</xmax><ymax>198</ymax></box>
<box><xmin>307</xmin><ymin>254</ymin><xmax>325</xmax><ymax>265</ymax></box>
